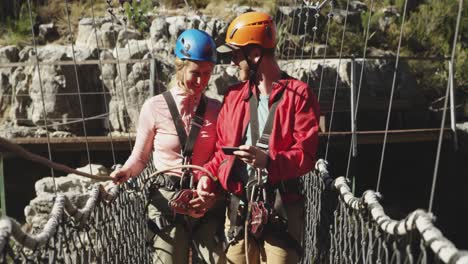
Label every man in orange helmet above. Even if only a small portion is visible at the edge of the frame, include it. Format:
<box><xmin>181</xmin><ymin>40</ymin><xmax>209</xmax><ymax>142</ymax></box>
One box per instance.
<box><xmin>197</xmin><ymin>11</ymin><xmax>320</xmax><ymax>263</ymax></box>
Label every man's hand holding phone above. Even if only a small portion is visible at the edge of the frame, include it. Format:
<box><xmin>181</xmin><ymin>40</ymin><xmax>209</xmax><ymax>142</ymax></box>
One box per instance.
<box><xmin>222</xmin><ymin>145</ymin><xmax>269</xmax><ymax>169</ymax></box>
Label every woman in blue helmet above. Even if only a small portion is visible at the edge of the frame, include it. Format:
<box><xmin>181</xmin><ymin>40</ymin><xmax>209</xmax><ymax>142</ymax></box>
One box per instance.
<box><xmin>111</xmin><ymin>29</ymin><xmax>226</xmax><ymax>263</ymax></box>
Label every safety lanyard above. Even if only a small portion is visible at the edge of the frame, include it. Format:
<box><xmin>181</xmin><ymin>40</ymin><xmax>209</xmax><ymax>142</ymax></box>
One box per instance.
<box><xmin>162</xmin><ymin>91</ymin><xmax>207</xmax><ymax>164</ymax></box>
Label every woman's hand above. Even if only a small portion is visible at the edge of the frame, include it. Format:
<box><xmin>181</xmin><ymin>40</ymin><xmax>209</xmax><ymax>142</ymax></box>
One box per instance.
<box><xmin>189</xmin><ymin>176</ymin><xmax>217</xmax><ymax>214</ymax></box>
<box><xmin>110</xmin><ymin>167</ymin><xmax>132</xmax><ymax>184</ymax></box>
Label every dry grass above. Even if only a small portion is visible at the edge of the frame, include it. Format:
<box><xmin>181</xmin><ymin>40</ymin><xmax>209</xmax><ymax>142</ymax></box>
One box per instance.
<box><xmin>203</xmin><ymin>0</ymin><xmax>277</xmax><ymax>21</ymax></box>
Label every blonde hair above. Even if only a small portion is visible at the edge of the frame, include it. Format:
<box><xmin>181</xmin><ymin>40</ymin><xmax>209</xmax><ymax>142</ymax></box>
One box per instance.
<box><xmin>169</xmin><ymin>58</ymin><xmax>193</xmax><ymax>95</ymax></box>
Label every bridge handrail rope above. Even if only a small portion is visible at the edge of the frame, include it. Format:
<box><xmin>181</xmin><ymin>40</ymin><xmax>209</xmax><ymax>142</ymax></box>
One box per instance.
<box><xmin>0</xmin><ymin>184</ymin><xmax>120</xmax><ymax>252</ymax></box>
<box><xmin>332</xmin><ymin>176</ymin><xmax>468</xmax><ymax>263</ymax></box>
<box><xmin>0</xmin><ymin>135</ymin><xmax>216</xmax><ymax>258</ymax></box>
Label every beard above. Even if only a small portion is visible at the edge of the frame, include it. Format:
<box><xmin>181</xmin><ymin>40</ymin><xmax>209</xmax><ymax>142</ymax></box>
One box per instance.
<box><xmin>238</xmin><ymin>60</ymin><xmax>250</xmax><ymax>82</ymax></box>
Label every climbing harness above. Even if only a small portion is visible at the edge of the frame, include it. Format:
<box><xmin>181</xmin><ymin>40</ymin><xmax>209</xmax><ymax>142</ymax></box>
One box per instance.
<box><xmin>160</xmin><ymin>90</ymin><xmax>207</xmax><ymax>214</ymax></box>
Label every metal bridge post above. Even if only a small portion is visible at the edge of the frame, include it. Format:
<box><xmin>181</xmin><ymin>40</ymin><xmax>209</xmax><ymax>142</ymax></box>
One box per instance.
<box><xmin>448</xmin><ymin>60</ymin><xmax>458</xmax><ymax>150</ymax></box>
<box><xmin>0</xmin><ymin>153</ymin><xmax>6</xmax><ymax>217</ymax></box>
<box><xmin>350</xmin><ymin>56</ymin><xmax>357</xmax><ymax>192</ymax></box>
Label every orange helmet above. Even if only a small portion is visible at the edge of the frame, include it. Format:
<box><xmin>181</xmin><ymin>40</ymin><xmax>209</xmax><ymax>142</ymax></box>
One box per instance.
<box><xmin>217</xmin><ymin>12</ymin><xmax>276</xmax><ymax>53</ymax></box>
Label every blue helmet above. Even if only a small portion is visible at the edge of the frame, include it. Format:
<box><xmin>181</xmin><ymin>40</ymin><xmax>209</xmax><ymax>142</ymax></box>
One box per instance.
<box><xmin>175</xmin><ymin>29</ymin><xmax>217</xmax><ymax>63</ymax></box>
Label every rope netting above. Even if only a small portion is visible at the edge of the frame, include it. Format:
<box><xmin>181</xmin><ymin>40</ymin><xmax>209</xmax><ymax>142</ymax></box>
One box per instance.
<box><xmin>0</xmin><ymin>162</ymin><xmax>155</xmax><ymax>263</ymax></box>
<box><xmin>0</xmin><ymin>0</ymin><xmax>466</xmax><ymax>263</ymax></box>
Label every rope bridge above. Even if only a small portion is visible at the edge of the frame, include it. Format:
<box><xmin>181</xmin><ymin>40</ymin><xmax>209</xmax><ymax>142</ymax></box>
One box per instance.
<box><xmin>0</xmin><ymin>0</ymin><xmax>466</xmax><ymax>263</ymax></box>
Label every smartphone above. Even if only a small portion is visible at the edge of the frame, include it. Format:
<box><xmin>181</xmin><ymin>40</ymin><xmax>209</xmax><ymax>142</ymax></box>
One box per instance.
<box><xmin>222</xmin><ymin>146</ymin><xmax>240</xmax><ymax>155</ymax></box>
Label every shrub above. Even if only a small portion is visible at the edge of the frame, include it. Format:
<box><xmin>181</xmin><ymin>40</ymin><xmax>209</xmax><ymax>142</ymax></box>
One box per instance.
<box><xmin>123</xmin><ymin>0</ymin><xmax>153</xmax><ymax>34</ymax></box>
<box><xmin>0</xmin><ymin>3</ymin><xmax>33</xmax><ymax>46</ymax></box>
<box><xmin>403</xmin><ymin>0</ymin><xmax>467</xmax><ymax>97</ymax></box>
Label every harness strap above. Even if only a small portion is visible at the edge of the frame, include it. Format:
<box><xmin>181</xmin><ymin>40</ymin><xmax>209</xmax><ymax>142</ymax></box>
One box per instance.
<box><xmin>162</xmin><ymin>91</ymin><xmax>207</xmax><ymax>160</ymax></box>
<box><xmin>248</xmin><ymin>85</ymin><xmax>285</xmax><ymax>151</ymax></box>
<box><xmin>183</xmin><ymin>95</ymin><xmax>207</xmax><ymax>158</ymax></box>
<box><xmin>247</xmin><ymin>82</ymin><xmax>286</xmax><ymax>186</ymax></box>
<box><xmin>163</xmin><ymin>91</ymin><xmax>187</xmax><ymax>152</ymax></box>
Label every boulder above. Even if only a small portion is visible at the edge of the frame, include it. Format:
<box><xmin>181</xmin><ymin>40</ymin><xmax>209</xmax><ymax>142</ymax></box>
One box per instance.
<box><xmin>8</xmin><ymin>45</ymin><xmax>104</xmax><ymax>135</ymax></box>
<box><xmin>0</xmin><ymin>46</ymin><xmax>20</xmax><ymax>63</ymax></box>
<box><xmin>76</xmin><ymin>17</ymin><xmax>121</xmax><ymax>49</ymax></box>
<box><xmin>117</xmin><ymin>29</ymin><xmax>142</xmax><ymax>48</ymax></box>
<box><xmin>38</xmin><ymin>23</ymin><xmax>59</xmax><ymax>43</ymax></box>
<box><xmin>150</xmin><ymin>16</ymin><xmax>169</xmax><ymax>40</ymax></box>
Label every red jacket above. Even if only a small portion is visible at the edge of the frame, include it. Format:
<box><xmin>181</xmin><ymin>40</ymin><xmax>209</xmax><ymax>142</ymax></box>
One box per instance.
<box><xmin>202</xmin><ymin>74</ymin><xmax>320</xmax><ymax>196</ymax></box>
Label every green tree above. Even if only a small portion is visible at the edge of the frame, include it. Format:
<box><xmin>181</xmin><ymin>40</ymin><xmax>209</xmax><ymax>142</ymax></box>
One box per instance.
<box><xmin>404</xmin><ymin>0</ymin><xmax>467</xmax><ymax>97</ymax></box>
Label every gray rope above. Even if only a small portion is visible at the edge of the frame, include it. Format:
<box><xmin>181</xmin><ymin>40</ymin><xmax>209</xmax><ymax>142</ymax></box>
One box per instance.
<box><xmin>288</xmin><ymin>1</ymin><xmax>305</xmax><ymax>69</ymax></box>
<box><xmin>107</xmin><ymin>0</ymin><xmax>134</xmax><ymax>151</ymax></box>
<box><xmin>376</xmin><ymin>0</ymin><xmax>409</xmax><ymax>192</ymax></box>
<box><xmin>304</xmin><ymin>4</ymin><xmax>321</xmax><ymax>89</ymax></box>
<box><xmin>64</xmin><ymin>0</ymin><xmax>93</xmax><ymax>175</ymax></box>
<box><xmin>325</xmin><ymin>0</ymin><xmax>351</xmax><ymax>160</ymax></box>
<box><xmin>282</xmin><ymin>0</ymin><xmax>299</xmax><ymax>60</ymax></box>
<box><xmin>345</xmin><ymin>0</ymin><xmax>375</xmax><ymax>180</ymax></box>
<box><xmin>26</xmin><ymin>0</ymin><xmax>57</xmax><ymax>193</ymax></box>
<box><xmin>119</xmin><ymin>0</ymin><xmax>146</xmax><ymax>118</ymax></box>
<box><xmin>317</xmin><ymin>7</ymin><xmax>333</xmax><ymax>102</ymax></box>
<box><xmin>136</xmin><ymin>0</ymin><xmax>163</xmax><ymax>96</ymax></box>
<box><xmin>428</xmin><ymin>0</ymin><xmax>464</xmax><ymax>212</ymax></box>
<box><xmin>91</xmin><ymin>0</ymin><xmax>117</xmax><ymax>165</ymax></box>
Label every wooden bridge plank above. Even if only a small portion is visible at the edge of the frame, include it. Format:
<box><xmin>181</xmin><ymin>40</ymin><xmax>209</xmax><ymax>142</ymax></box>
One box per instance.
<box><xmin>3</xmin><ymin>129</ymin><xmax>452</xmax><ymax>153</ymax></box>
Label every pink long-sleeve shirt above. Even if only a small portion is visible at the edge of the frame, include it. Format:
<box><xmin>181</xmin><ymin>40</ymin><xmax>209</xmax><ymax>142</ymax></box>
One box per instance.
<box><xmin>122</xmin><ymin>86</ymin><xmax>220</xmax><ymax>178</ymax></box>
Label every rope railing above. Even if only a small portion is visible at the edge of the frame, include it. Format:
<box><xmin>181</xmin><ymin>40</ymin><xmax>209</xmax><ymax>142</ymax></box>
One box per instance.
<box><xmin>329</xmin><ymin>176</ymin><xmax>468</xmax><ymax>264</ymax></box>
<box><xmin>0</xmin><ymin>162</ymin><xmax>154</xmax><ymax>263</ymax></box>
<box><xmin>0</xmin><ymin>184</ymin><xmax>117</xmax><ymax>251</ymax></box>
